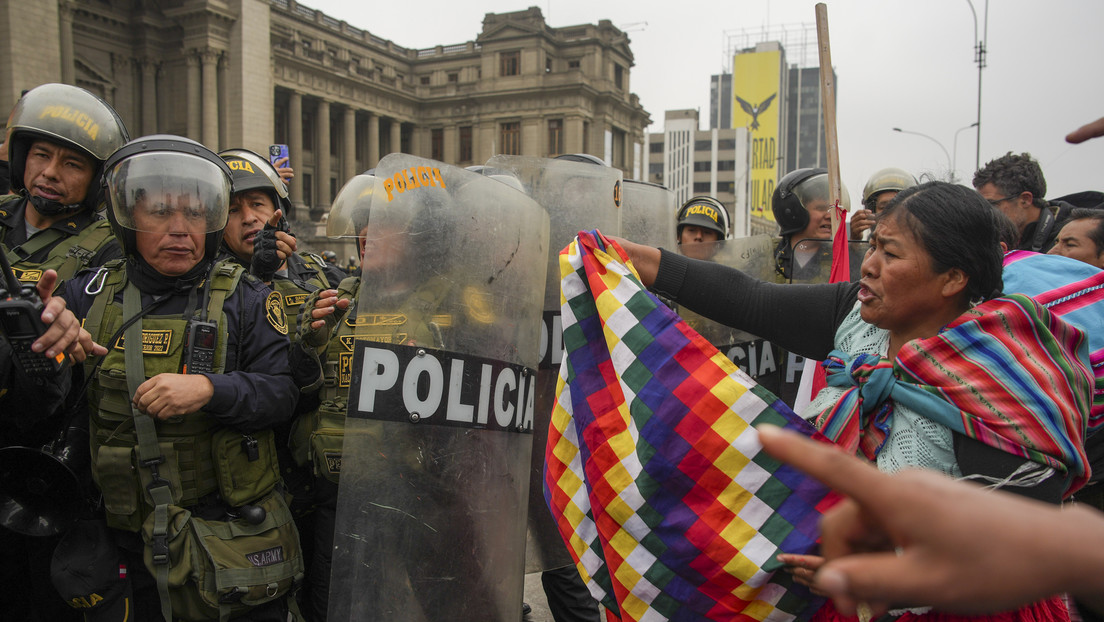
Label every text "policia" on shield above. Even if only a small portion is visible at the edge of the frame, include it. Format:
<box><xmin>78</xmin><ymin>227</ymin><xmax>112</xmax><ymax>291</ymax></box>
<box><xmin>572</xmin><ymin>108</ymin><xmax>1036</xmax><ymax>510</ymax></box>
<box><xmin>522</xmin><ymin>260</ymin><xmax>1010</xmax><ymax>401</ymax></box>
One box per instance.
<box><xmin>347</xmin><ymin>341</ymin><xmax>536</xmax><ymax>433</ymax></box>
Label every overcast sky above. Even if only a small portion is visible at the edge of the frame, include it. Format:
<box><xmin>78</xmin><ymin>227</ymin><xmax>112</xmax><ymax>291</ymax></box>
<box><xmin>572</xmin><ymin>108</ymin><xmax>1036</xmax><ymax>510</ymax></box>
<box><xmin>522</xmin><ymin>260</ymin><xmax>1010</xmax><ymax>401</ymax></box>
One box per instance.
<box><xmin>308</xmin><ymin>0</ymin><xmax>1104</xmax><ymax>201</ymax></box>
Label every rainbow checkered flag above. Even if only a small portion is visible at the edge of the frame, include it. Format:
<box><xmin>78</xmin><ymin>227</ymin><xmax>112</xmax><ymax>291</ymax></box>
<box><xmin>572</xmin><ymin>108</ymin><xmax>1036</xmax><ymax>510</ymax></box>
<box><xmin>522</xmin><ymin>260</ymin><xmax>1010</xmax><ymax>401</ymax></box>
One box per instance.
<box><xmin>544</xmin><ymin>231</ymin><xmax>836</xmax><ymax>621</ymax></box>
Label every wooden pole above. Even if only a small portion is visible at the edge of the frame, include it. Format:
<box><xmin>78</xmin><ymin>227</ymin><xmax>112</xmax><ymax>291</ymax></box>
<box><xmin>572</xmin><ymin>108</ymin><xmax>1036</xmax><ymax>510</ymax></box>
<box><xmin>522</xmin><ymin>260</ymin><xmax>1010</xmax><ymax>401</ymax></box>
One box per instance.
<box><xmin>815</xmin><ymin>3</ymin><xmax>843</xmax><ymax>235</ymax></box>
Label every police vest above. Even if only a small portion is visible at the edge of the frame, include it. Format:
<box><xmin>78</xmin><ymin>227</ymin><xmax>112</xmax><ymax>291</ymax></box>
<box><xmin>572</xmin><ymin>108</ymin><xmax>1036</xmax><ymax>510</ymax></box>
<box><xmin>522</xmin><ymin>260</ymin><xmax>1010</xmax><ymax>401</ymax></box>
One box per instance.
<box><xmin>273</xmin><ymin>252</ymin><xmax>330</xmax><ymax>337</ymax></box>
<box><xmin>290</xmin><ymin>275</ymin><xmax>455</xmax><ymax>483</ymax></box>
<box><xmin>0</xmin><ymin>196</ymin><xmax>116</xmax><ymax>286</ymax></box>
<box><xmin>82</xmin><ymin>259</ymin><xmax>280</xmax><ymax>532</ymax></box>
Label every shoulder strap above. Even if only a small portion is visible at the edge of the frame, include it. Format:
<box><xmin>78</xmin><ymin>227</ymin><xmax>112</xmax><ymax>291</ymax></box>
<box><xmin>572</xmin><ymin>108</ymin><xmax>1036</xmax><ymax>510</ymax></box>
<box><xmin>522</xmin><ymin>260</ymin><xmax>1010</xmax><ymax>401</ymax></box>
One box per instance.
<box><xmin>5</xmin><ymin>228</ymin><xmax>67</xmax><ymax>265</ymax></box>
<box><xmin>82</xmin><ymin>261</ymin><xmax>128</xmax><ymax>350</ymax></box>
<box><xmin>1028</xmin><ymin>205</ymin><xmax>1057</xmax><ymax>252</ymax></box>
<box><xmin>52</xmin><ymin>219</ymin><xmax>115</xmax><ymax>281</ymax></box>
<box><xmin>121</xmin><ymin>283</ymin><xmax>176</xmax><ymax>622</ymax></box>
<box><xmin>205</xmin><ymin>260</ymin><xmax>246</xmax><ymax>375</ymax></box>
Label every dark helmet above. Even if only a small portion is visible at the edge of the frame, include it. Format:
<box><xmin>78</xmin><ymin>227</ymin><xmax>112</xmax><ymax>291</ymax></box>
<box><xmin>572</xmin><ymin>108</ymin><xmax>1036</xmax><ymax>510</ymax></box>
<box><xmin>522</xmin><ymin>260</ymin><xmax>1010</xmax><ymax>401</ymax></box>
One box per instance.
<box><xmin>218</xmin><ymin>148</ymin><xmax>292</xmax><ymax>214</ymax></box>
<box><xmin>772</xmin><ymin>168</ymin><xmax>828</xmax><ymax>237</ymax></box>
<box><xmin>676</xmin><ymin>196</ymin><xmax>730</xmax><ymax>240</ymax></box>
<box><xmin>321</xmin><ymin>250</ymin><xmax>338</xmax><ymax>263</ymax></box>
<box><xmin>102</xmin><ymin>135</ymin><xmax>232</xmax><ymax>267</ymax></box>
<box><xmin>7</xmin><ymin>83</ymin><xmax>129</xmax><ymax>215</ymax></box>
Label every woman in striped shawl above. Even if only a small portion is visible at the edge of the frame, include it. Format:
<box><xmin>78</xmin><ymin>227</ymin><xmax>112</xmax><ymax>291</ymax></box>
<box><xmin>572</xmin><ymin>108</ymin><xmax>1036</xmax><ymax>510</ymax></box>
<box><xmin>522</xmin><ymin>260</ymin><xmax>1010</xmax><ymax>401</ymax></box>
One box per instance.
<box><xmin>620</xmin><ymin>181</ymin><xmax>1092</xmax><ymax>622</ymax></box>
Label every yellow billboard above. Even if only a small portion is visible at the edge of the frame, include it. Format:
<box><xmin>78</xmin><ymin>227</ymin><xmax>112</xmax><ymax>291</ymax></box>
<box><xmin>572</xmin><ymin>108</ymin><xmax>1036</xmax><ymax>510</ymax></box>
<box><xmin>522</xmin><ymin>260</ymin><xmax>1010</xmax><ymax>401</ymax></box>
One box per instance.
<box><xmin>732</xmin><ymin>50</ymin><xmax>782</xmax><ymax>221</ymax></box>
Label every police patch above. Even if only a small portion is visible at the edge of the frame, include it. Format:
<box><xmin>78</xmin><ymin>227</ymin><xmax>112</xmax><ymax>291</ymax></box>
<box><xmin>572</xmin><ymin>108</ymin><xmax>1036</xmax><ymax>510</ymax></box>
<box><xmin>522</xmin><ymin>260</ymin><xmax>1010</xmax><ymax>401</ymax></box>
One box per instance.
<box><xmin>283</xmin><ymin>293</ymin><xmax>309</xmax><ymax>307</ymax></box>
<box><xmin>324</xmin><ymin>451</ymin><xmax>342</xmax><ymax>474</ymax></box>
<box><xmin>15</xmin><ymin>268</ymin><xmax>42</xmax><ymax>283</ymax></box>
<box><xmin>265</xmin><ymin>291</ymin><xmax>288</xmax><ymax>334</ymax></box>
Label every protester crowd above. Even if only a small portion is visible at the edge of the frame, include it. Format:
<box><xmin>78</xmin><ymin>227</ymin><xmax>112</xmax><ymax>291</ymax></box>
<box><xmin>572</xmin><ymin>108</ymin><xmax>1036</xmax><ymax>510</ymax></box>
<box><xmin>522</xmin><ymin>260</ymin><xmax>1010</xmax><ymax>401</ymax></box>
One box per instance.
<box><xmin>1</xmin><ymin>80</ymin><xmax>1103</xmax><ymax>622</ymax></box>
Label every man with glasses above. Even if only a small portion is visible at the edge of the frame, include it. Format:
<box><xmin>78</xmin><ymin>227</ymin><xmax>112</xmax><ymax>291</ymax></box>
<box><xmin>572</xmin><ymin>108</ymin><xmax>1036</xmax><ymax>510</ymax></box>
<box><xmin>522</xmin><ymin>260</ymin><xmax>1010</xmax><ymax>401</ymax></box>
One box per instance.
<box><xmin>973</xmin><ymin>152</ymin><xmax>1073</xmax><ymax>252</ymax></box>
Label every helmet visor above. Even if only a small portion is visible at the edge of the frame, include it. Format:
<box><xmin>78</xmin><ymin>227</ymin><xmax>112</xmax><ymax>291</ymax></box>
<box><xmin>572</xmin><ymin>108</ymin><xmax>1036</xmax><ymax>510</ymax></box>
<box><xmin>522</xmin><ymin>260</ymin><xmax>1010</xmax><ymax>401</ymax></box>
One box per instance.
<box><xmin>793</xmin><ymin>174</ymin><xmax>851</xmax><ymax>212</ymax></box>
<box><xmin>106</xmin><ymin>152</ymin><xmax>230</xmax><ymax>234</ymax></box>
<box><xmin>327</xmin><ymin>174</ymin><xmax>376</xmax><ymax>239</ymax></box>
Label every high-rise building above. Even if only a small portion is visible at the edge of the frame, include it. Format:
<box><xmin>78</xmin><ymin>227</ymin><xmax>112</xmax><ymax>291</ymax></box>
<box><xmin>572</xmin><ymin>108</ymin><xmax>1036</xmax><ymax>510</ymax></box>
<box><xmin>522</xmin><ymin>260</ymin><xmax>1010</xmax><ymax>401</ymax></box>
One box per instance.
<box><xmin>0</xmin><ymin>0</ymin><xmax>650</xmax><ymax>224</ymax></box>
<box><xmin>646</xmin><ymin>110</ymin><xmax>750</xmax><ymax>240</ymax></box>
<box><xmin>705</xmin><ymin>27</ymin><xmax>835</xmax><ymax>234</ymax></box>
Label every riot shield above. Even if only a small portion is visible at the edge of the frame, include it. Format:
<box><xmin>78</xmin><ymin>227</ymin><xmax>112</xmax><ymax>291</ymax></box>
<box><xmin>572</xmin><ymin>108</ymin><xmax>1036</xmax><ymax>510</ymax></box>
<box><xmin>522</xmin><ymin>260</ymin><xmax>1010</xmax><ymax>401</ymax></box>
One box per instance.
<box><xmin>485</xmin><ymin>154</ymin><xmax>622</xmax><ymax>573</ymax></box>
<box><xmin>779</xmin><ymin>237</ymin><xmax>866</xmax><ymax>284</ymax></box>
<box><xmin>328</xmin><ymin>155</ymin><xmax>549</xmax><ymax>622</ymax></box>
<box><xmin>621</xmin><ymin>179</ymin><xmax>675</xmax><ymax>248</ymax></box>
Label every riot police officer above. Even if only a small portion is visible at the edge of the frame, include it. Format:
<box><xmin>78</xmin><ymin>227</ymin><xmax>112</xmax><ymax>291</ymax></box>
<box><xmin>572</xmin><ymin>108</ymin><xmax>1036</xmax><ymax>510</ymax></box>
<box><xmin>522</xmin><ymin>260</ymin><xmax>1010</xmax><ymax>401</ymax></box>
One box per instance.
<box><xmin>771</xmin><ymin>168</ymin><xmax>856</xmax><ymax>282</ymax></box>
<box><xmin>1</xmin><ymin>83</ymin><xmax>129</xmax><ymax>287</ymax></box>
<box><xmin>216</xmin><ymin>148</ymin><xmax>344</xmax><ymax>616</ymax></box>
<box><xmin>850</xmin><ymin>167</ymin><xmax>918</xmax><ymax>239</ymax></box>
<box><xmin>57</xmin><ymin>135</ymin><xmax>302</xmax><ymax>621</ymax></box>
<box><xmin>676</xmin><ymin>196</ymin><xmax>730</xmax><ymax>261</ymax></box>
<box><xmin>294</xmin><ymin>172</ymin><xmax>468</xmax><ymax>619</ymax></box>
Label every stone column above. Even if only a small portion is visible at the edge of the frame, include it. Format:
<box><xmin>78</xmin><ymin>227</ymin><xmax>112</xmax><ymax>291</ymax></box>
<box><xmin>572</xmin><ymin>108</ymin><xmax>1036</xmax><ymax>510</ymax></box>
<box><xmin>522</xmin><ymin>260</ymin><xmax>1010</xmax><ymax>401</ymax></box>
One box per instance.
<box><xmin>141</xmin><ymin>60</ymin><xmax>158</xmax><ymax>135</ymax></box>
<box><xmin>217</xmin><ymin>55</ymin><xmax>229</xmax><ymax>151</ymax></box>
<box><xmin>343</xmin><ymin>106</ymin><xmax>356</xmax><ymax>185</ymax></box>
<box><xmin>58</xmin><ymin>0</ymin><xmax>75</xmax><ymax>84</ymax></box>
<box><xmin>389</xmin><ymin>119</ymin><xmax>401</xmax><ymax>155</ymax></box>
<box><xmin>200</xmin><ymin>49</ymin><xmax>220</xmax><ymax>149</ymax></box>
<box><xmin>186</xmin><ymin>53</ymin><xmax>201</xmax><ymax>142</ymax></box>
<box><xmin>314</xmin><ymin>99</ymin><xmax>331</xmax><ymax>220</ymax></box>
<box><xmin>287</xmin><ymin>91</ymin><xmax>304</xmax><ymax>213</ymax></box>
<box><xmin>367</xmin><ymin>113</ymin><xmax>379</xmax><ymax>167</ymax></box>
<box><xmin>444</xmin><ymin>125</ymin><xmax>458</xmax><ymax>164</ymax></box>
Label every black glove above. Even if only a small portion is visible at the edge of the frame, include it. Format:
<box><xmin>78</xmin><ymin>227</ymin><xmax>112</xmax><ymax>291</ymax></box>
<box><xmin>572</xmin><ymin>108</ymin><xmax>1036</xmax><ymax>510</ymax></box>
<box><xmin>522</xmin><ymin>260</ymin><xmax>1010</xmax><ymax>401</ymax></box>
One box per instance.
<box><xmin>251</xmin><ymin>221</ymin><xmax>285</xmax><ymax>282</ymax></box>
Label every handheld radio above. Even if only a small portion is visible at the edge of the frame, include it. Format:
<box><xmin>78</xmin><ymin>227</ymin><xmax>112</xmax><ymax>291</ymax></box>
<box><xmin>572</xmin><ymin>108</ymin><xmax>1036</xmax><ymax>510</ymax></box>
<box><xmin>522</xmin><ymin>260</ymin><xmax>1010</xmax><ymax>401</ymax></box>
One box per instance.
<box><xmin>182</xmin><ymin>320</ymin><xmax>218</xmax><ymax>375</ymax></box>
<box><xmin>0</xmin><ymin>252</ymin><xmax>67</xmax><ymax>376</ymax></box>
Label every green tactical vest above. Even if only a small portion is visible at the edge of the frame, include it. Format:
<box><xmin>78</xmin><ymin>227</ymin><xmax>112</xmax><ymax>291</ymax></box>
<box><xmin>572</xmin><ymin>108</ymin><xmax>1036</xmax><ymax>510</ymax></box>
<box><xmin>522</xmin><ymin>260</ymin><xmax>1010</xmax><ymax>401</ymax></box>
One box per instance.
<box><xmin>0</xmin><ymin>197</ymin><xmax>116</xmax><ymax>287</ymax></box>
<box><xmin>289</xmin><ymin>275</ymin><xmax>454</xmax><ymax>482</ymax></box>
<box><xmin>272</xmin><ymin>252</ymin><xmax>330</xmax><ymax>337</ymax></box>
<box><xmin>82</xmin><ymin>259</ymin><xmax>281</xmax><ymax>532</ymax></box>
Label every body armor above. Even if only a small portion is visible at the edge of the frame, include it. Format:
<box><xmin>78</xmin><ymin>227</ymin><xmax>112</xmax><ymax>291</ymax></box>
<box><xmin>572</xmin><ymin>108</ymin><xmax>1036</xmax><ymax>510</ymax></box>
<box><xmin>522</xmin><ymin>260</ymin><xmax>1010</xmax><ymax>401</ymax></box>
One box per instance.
<box><xmin>0</xmin><ymin>196</ymin><xmax>116</xmax><ymax>284</ymax></box>
<box><xmin>81</xmin><ymin>260</ymin><xmax>280</xmax><ymax>532</ymax></box>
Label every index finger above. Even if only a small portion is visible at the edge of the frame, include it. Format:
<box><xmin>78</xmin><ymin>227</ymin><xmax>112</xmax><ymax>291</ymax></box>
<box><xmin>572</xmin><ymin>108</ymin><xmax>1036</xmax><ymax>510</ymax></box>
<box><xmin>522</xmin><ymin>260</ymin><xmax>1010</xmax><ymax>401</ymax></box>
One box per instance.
<box><xmin>1066</xmin><ymin>116</ymin><xmax>1104</xmax><ymax>144</ymax></box>
<box><xmin>267</xmin><ymin>208</ymin><xmax>284</xmax><ymax>228</ymax></box>
<box><xmin>35</xmin><ymin>269</ymin><xmax>59</xmax><ymax>302</ymax></box>
<box><xmin>756</xmin><ymin>425</ymin><xmax>894</xmax><ymax>507</ymax></box>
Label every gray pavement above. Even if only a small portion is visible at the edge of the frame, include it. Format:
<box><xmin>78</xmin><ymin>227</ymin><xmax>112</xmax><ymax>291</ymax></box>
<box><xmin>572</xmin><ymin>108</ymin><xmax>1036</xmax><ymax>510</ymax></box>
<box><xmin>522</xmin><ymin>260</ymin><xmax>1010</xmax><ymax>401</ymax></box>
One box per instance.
<box><xmin>523</xmin><ymin>571</ymin><xmax>553</xmax><ymax>621</ymax></box>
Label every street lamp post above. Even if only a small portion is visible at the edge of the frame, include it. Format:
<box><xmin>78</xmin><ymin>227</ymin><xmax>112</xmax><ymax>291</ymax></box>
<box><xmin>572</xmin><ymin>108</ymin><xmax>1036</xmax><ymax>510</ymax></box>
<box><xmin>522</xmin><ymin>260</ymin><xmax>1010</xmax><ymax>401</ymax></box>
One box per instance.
<box><xmin>953</xmin><ymin>122</ymin><xmax>979</xmax><ymax>183</ymax></box>
<box><xmin>893</xmin><ymin>127</ymin><xmax>953</xmax><ymax>181</ymax></box>
<box><xmin>966</xmin><ymin>0</ymin><xmax>988</xmax><ymax>171</ymax></box>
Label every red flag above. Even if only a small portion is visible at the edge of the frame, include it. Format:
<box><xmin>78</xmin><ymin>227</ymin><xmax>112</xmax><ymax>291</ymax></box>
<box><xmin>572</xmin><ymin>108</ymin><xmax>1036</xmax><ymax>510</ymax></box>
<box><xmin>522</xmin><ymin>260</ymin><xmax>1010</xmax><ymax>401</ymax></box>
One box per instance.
<box><xmin>827</xmin><ymin>202</ymin><xmax>851</xmax><ymax>284</ymax></box>
<box><xmin>803</xmin><ymin>202</ymin><xmax>852</xmax><ymax>406</ymax></box>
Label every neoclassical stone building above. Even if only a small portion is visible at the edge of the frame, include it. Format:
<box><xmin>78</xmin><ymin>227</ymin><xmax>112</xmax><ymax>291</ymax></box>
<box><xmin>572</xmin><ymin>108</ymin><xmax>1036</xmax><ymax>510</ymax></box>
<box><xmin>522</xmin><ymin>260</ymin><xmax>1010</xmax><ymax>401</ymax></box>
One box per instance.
<box><xmin>0</xmin><ymin>0</ymin><xmax>650</xmax><ymax>220</ymax></box>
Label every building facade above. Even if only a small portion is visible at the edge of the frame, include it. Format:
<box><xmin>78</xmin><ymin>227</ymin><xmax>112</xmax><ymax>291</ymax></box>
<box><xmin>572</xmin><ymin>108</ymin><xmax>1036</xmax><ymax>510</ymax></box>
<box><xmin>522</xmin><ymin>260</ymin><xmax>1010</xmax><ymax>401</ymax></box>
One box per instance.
<box><xmin>646</xmin><ymin>109</ymin><xmax>750</xmax><ymax>240</ymax></box>
<box><xmin>0</xmin><ymin>0</ymin><xmax>649</xmax><ymax>224</ymax></box>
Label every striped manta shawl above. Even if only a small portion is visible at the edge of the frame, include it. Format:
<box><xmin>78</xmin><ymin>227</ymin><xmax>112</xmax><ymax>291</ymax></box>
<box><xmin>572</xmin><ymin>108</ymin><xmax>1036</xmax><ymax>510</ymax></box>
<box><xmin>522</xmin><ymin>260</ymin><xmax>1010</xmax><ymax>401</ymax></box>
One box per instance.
<box><xmin>1003</xmin><ymin>250</ymin><xmax>1104</xmax><ymax>432</ymax></box>
<box><xmin>544</xmin><ymin>230</ymin><xmax>836</xmax><ymax>622</ymax></box>
<box><xmin>815</xmin><ymin>292</ymin><xmax>1092</xmax><ymax>495</ymax></box>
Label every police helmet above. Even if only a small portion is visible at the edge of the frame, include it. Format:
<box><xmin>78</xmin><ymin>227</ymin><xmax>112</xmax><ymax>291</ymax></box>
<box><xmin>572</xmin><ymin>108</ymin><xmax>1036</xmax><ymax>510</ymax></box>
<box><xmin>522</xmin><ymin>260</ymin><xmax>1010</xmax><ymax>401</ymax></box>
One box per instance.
<box><xmin>321</xmin><ymin>250</ymin><xmax>338</xmax><ymax>263</ymax></box>
<box><xmin>327</xmin><ymin>173</ymin><xmax>376</xmax><ymax>240</ymax></box>
<box><xmin>676</xmin><ymin>196</ymin><xmax>730</xmax><ymax>240</ymax></box>
<box><xmin>7</xmin><ymin>83</ymin><xmax>129</xmax><ymax>215</ymax></box>
<box><xmin>218</xmin><ymin>148</ymin><xmax>292</xmax><ymax>215</ymax></box>
<box><xmin>771</xmin><ymin>168</ymin><xmax>852</xmax><ymax>237</ymax></box>
<box><xmin>102</xmin><ymin>135</ymin><xmax>232</xmax><ymax>266</ymax></box>
<box><xmin>862</xmin><ymin>167</ymin><xmax>918</xmax><ymax>209</ymax></box>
